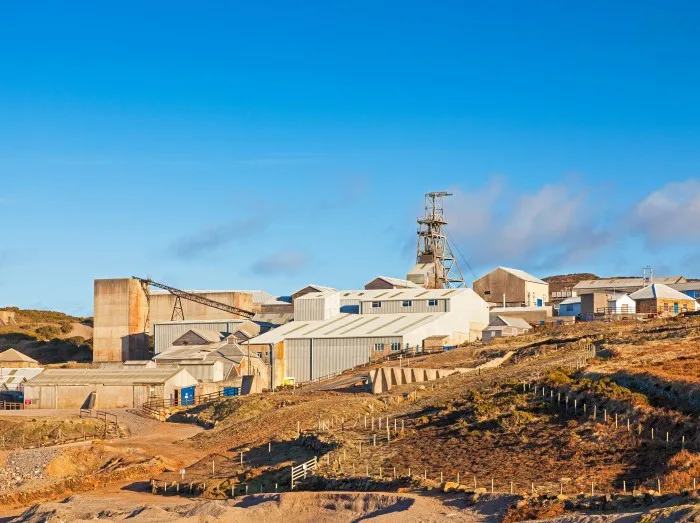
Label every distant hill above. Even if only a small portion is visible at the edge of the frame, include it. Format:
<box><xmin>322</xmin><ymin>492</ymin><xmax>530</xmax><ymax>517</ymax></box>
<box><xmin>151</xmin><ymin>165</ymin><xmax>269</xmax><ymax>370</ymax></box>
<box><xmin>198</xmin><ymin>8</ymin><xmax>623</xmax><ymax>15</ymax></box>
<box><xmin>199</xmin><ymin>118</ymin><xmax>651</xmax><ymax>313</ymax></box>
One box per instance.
<box><xmin>543</xmin><ymin>273</ymin><xmax>598</xmax><ymax>294</ymax></box>
<box><xmin>0</xmin><ymin>307</ymin><xmax>93</xmax><ymax>364</ymax></box>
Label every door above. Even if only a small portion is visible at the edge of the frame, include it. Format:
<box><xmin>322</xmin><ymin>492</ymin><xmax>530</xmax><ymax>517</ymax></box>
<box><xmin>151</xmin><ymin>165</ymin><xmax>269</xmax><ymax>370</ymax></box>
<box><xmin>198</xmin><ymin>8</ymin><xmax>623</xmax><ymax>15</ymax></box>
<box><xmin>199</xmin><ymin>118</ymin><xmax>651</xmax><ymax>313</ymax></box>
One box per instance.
<box><xmin>674</xmin><ymin>302</ymin><xmax>679</xmax><ymax>314</ymax></box>
<box><xmin>537</xmin><ymin>299</ymin><xmax>543</xmax><ymax>307</ymax></box>
<box><xmin>180</xmin><ymin>386</ymin><xmax>195</xmax><ymax>406</ymax></box>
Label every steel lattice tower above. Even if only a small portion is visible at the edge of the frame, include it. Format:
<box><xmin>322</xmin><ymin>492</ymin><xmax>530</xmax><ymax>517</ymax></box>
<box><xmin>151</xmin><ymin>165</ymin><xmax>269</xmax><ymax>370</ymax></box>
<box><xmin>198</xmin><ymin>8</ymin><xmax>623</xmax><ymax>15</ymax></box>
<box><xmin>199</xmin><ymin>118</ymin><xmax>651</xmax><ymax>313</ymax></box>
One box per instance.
<box><xmin>415</xmin><ymin>192</ymin><xmax>466</xmax><ymax>288</ymax></box>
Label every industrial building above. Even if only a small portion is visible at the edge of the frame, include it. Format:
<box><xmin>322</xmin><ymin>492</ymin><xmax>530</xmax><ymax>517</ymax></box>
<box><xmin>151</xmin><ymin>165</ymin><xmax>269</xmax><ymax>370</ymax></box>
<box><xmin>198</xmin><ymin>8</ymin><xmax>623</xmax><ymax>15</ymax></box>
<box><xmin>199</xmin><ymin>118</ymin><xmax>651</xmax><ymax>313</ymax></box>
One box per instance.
<box><xmin>473</xmin><ymin>267</ymin><xmax>549</xmax><ymax>307</ymax></box>
<box><xmin>0</xmin><ymin>349</ymin><xmax>39</xmax><ymax>368</ymax></box>
<box><xmin>93</xmin><ymin>277</ymin><xmax>269</xmax><ymax>363</ymax></box>
<box><xmin>630</xmin><ymin>284</ymin><xmax>698</xmax><ymax>315</ymax></box>
<box><xmin>573</xmin><ymin>276</ymin><xmax>686</xmax><ymax>295</ymax></box>
<box><xmin>154</xmin><ymin>329</ymin><xmax>267</xmax><ymax>383</ymax></box>
<box><xmin>482</xmin><ymin>316</ymin><xmax>532</xmax><ymax>340</ymax></box>
<box><xmin>23</xmin><ymin>368</ymin><xmax>196</xmax><ymax>409</ymax></box>
<box><xmin>248</xmin><ymin>288</ymin><xmax>488</xmax><ymax>388</ymax></box>
<box><xmin>153</xmin><ymin>319</ymin><xmax>263</xmax><ymax>354</ymax></box>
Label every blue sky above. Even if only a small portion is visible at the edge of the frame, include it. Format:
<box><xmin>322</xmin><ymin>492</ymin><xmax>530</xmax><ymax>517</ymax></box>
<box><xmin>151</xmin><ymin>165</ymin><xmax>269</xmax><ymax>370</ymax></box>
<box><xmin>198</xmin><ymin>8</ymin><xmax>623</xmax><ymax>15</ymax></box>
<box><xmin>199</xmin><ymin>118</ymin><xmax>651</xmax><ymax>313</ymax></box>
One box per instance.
<box><xmin>1</xmin><ymin>1</ymin><xmax>700</xmax><ymax>316</ymax></box>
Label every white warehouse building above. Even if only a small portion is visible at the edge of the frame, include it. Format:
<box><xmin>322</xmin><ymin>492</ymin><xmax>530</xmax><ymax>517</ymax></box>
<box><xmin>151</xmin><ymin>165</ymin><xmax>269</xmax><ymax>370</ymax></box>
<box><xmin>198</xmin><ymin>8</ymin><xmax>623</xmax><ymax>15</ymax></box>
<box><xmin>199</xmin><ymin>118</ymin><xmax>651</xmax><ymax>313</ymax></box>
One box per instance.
<box><xmin>247</xmin><ymin>288</ymin><xmax>489</xmax><ymax>388</ymax></box>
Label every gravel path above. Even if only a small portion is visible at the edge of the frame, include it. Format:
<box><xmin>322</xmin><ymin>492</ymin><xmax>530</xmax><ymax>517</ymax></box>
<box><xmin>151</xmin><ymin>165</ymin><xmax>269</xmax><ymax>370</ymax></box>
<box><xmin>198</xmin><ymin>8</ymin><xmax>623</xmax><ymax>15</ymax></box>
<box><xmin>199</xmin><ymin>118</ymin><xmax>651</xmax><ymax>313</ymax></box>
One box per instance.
<box><xmin>0</xmin><ymin>447</ymin><xmax>59</xmax><ymax>493</ymax></box>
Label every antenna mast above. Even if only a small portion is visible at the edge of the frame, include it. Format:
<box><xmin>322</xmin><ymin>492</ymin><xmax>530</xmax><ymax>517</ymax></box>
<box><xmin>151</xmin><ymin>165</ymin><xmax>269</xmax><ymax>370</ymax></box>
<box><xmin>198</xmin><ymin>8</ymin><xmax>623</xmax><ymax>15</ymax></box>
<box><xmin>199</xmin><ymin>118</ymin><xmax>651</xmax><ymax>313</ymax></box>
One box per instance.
<box><xmin>415</xmin><ymin>192</ymin><xmax>466</xmax><ymax>288</ymax></box>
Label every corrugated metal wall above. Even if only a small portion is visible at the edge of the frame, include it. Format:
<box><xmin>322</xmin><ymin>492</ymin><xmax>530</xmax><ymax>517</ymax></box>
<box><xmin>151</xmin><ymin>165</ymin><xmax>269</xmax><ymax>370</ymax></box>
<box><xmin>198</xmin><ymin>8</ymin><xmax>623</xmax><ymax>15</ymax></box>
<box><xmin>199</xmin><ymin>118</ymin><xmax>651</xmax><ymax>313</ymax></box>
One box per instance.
<box><xmin>285</xmin><ymin>336</ymin><xmax>402</xmax><ymax>383</ymax></box>
<box><xmin>154</xmin><ymin>320</ymin><xmax>243</xmax><ymax>353</ymax></box>
<box><xmin>360</xmin><ymin>299</ymin><xmax>447</xmax><ymax>314</ymax></box>
<box><xmin>293</xmin><ymin>294</ymin><xmax>340</xmax><ymax>321</ymax></box>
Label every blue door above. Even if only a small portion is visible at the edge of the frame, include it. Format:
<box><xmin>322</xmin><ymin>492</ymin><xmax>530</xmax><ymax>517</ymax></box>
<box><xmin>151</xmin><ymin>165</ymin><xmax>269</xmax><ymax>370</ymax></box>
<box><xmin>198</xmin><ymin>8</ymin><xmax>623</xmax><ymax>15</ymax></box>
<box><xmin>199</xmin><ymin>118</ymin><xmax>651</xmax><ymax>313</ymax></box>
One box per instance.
<box><xmin>180</xmin><ymin>386</ymin><xmax>195</xmax><ymax>406</ymax></box>
<box><xmin>674</xmin><ymin>302</ymin><xmax>679</xmax><ymax>314</ymax></box>
<box><xmin>537</xmin><ymin>299</ymin><xmax>543</xmax><ymax>307</ymax></box>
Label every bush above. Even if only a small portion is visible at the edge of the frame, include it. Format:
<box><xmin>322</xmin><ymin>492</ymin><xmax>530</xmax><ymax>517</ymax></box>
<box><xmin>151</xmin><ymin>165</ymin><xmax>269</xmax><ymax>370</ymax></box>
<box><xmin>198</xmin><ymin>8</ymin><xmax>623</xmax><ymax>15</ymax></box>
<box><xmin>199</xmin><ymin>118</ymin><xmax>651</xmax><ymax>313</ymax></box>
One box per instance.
<box><xmin>60</xmin><ymin>322</ymin><xmax>73</xmax><ymax>334</ymax></box>
<box><xmin>34</xmin><ymin>325</ymin><xmax>61</xmax><ymax>340</ymax></box>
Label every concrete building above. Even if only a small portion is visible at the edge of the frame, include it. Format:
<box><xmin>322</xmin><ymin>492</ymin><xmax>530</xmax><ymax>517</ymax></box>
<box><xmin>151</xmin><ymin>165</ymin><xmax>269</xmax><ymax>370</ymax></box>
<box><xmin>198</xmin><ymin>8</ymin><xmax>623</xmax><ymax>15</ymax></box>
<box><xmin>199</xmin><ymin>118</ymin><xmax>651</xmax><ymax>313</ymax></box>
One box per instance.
<box><xmin>23</xmin><ymin>368</ymin><xmax>196</xmax><ymax>409</ymax></box>
<box><xmin>93</xmin><ymin>278</ymin><xmax>268</xmax><ymax>363</ymax></box>
<box><xmin>248</xmin><ymin>288</ymin><xmax>488</xmax><ymax>388</ymax></box>
<box><xmin>364</xmin><ymin>276</ymin><xmax>419</xmax><ymax>290</ymax></box>
<box><xmin>607</xmin><ymin>294</ymin><xmax>636</xmax><ymax>314</ymax></box>
<box><xmin>94</xmin><ymin>278</ymin><xmax>150</xmax><ymax>363</ymax></box>
<box><xmin>482</xmin><ymin>316</ymin><xmax>532</xmax><ymax>340</ymax></box>
<box><xmin>488</xmin><ymin>306</ymin><xmax>552</xmax><ymax>325</ymax></box>
<box><xmin>473</xmin><ymin>267</ymin><xmax>549</xmax><ymax>307</ymax></box>
<box><xmin>630</xmin><ymin>284</ymin><xmax>698</xmax><ymax>315</ymax></box>
<box><xmin>580</xmin><ymin>293</ymin><xmax>609</xmax><ymax>318</ymax></box>
<box><xmin>0</xmin><ymin>310</ymin><xmax>17</xmax><ymax>325</ymax></box>
<box><xmin>0</xmin><ymin>349</ymin><xmax>39</xmax><ymax>368</ymax></box>
<box><xmin>558</xmin><ymin>296</ymin><xmax>581</xmax><ymax>317</ymax></box>
<box><xmin>573</xmin><ymin>276</ymin><xmax>686</xmax><ymax>295</ymax></box>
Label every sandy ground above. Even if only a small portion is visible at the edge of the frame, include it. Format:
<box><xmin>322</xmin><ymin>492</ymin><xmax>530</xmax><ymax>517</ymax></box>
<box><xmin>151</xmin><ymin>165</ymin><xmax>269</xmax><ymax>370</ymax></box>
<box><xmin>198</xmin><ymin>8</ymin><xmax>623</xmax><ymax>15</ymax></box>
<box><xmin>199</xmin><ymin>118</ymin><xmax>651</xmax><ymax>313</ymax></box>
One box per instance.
<box><xmin>5</xmin><ymin>491</ymin><xmax>491</xmax><ymax>522</ymax></box>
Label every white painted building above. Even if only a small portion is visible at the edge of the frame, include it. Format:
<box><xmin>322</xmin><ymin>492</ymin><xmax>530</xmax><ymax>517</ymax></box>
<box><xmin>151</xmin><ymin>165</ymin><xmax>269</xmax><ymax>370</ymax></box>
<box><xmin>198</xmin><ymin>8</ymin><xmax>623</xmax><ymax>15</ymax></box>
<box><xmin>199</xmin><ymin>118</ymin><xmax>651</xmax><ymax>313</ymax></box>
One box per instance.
<box><xmin>248</xmin><ymin>288</ymin><xmax>489</xmax><ymax>386</ymax></box>
<box><xmin>607</xmin><ymin>293</ymin><xmax>636</xmax><ymax>314</ymax></box>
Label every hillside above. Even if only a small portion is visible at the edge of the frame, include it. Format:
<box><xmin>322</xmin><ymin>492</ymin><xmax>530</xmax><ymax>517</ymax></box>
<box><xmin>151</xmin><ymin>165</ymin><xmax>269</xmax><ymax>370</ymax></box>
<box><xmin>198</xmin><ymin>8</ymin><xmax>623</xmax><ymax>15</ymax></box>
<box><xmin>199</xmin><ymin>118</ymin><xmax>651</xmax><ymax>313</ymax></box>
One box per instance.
<box><xmin>0</xmin><ymin>307</ymin><xmax>93</xmax><ymax>364</ymax></box>
<box><xmin>542</xmin><ymin>273</ymin><xmax>597</xmax><ymax>294</ymax></box>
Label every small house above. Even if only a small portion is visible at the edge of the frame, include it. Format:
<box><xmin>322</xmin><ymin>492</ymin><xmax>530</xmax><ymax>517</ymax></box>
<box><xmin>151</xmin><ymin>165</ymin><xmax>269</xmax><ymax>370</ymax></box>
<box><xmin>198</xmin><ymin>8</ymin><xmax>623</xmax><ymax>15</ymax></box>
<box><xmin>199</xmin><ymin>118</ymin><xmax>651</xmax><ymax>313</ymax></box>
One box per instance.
<box><xmin>607</xmin><ymin>293</ymin><xmax>636</xmax><ymax>314</ymax></box>
<box><xmin>482</xmin><ymin>316</ymin><xmax>532</xmax><ymax>340</ymax></box>
<box><xmin>630</xmin><ymin>284</ymin><xmax>698</xmax><ymax>315</ymax></box>
<box><xmin>558</xmin><ymin>296</ymin><xmax>581</xmax><ymax>317</ymax></box>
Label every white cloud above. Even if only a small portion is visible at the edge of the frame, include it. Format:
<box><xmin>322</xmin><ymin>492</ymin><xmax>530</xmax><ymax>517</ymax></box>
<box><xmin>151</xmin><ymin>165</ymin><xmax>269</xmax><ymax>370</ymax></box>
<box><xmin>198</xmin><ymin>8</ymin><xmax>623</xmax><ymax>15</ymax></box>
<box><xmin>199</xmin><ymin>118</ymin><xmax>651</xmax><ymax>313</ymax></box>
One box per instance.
<box><xmin>628</xmin><ymin>179</ymin><xmax>700</xmax><ymax>243</ymax></box>
<box><xmin>446</xmin><ymin>179</ymin><xmax>610</xmax><ymax>274</ymax></box>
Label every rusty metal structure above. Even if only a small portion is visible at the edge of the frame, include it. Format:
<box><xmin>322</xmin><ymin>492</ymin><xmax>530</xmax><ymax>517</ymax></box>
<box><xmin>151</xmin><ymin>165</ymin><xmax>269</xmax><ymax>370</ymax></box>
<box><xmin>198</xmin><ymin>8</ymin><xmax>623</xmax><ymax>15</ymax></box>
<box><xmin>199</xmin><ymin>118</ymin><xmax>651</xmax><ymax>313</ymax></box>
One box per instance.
<box><xmin>133</xmin><ymin>277</ymin><xmax>256</xmax><ymax>322</ymax></box>
<box><xmin>414</xmin><ymin>192</ymin><xmax>465</xmax><ymax>289</ymax></box>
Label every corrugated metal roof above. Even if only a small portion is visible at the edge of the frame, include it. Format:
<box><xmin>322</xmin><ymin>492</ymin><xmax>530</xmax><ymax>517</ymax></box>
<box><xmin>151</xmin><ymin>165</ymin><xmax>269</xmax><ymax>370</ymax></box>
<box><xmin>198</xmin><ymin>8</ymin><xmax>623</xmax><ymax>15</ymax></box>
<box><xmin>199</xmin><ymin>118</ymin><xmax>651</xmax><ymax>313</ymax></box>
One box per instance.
<box><xmin>365</xmin><ymin>276</ymin><xmax>420</xmax><ymax>288</ymax></box>
<box><xmin>252</xmin><ymin>312</ymin><xmax>294</xmax><ymax>326</ymax></box>
<box><xmin>491</xmin><ymin>315</ymin><xmax>532</xmax><ymax>329</ymax></box>
<box><xmin>574</xmin><ymin>277</ymin><xmax>686</xmax><ymax>290</ymax></box>
<box><xmin>0</xmin><ymin>368</ymin><xmax>44</xmax><ymax>390</ymax></box>
<box><xmin>26</xmin><ymin>368</ymin><xmax>187</xmax><ymax>386</ymax></box>
<box><xmin>407</xmin><ymin>262</ymin><xmax>435</xmax><ymax>276</ymax></box>
<box><xmin>668</xmin><ymin>282</ymin><xmax>700</xmax><ymax>292</ymax></box>
<box><xmin>0</xmin><ymin>349</ymin><xmax>38</xmax><ymax>363</ymax></box>
<box><xmin>155</xmin><ymin>342</ymin><xmax>254</xmax><ymax>366</ymax></box>
<box><xmin>498</xmin><ymin>267</ymin><xmax>547</xmax><ymax>285</ymax></box>
<box><xmin>184</xmin><ymin>328</ymin><xmax>226</xmax><ymax>343</ymax></box>
<box><xmin>559</xmin><ymin>296</ymin><xmax>581</xmax><ymax>305</ymax></box>
<box><xmin>630</xmin><ymin>284</ymin><xmax>696</xmax><ymax>301</ymax></box>
<box><xmin>303</xmin><ymin>288</ymin><xmax>469</xmax><ymax>302</ymax></box>
<box><xmin>286</xmin><ymin>313</ymin><xmax>441</xmax><ymax>339</ymax></box>
<box><xmin>490</xmin><ymin>306</ymin><xmax>552</xmax><ymax>313</ymax></box>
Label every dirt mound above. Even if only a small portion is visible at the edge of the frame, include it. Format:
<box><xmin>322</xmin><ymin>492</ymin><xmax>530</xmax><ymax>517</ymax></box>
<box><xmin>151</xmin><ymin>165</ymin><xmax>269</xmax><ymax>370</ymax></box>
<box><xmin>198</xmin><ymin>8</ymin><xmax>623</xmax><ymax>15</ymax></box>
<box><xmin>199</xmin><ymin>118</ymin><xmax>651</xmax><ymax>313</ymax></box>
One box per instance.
<box><xmin>10</xmin><ymin>491</ymin><xmax>478</xmax><ymax>522</ymax></box>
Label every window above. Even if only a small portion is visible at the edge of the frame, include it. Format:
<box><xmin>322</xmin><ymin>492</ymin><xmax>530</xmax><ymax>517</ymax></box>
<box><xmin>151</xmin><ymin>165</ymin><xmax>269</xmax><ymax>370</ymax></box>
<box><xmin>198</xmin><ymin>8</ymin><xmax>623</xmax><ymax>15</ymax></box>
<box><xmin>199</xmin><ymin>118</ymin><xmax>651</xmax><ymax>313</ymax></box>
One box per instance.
<box><xmin>428</xmin><ymin>299</ymin><xmax>438</xmax><ymax>307</ymax></box>
<box><xmin>256</xmin><ymin>352</ymin><xmax>263</xmax><ymax>358</ymax></box>
<box><xmin>401</xmin><ymin>300</ymin><xmax>412</xmax><ymax>307</ymax></box>
<box><xmin>565</xmin><ymin>305</ymin><xmax>573</xmax><ymax>312</ymax></box>
<box><xmin>371</xmin><ymin>301</ymin><xmax>382</xmax><ymax>308</ymax></box>
<box><xmin>390</xmin><ymin>342</ymin><xmax>401</xmax><ymax>351</ymax></box>
<box><xmin>683</xmin><ymin>304</ymin><xmax>688</xmax><ymax>312</ymax></box>
<box><xmin>484</xmin><ymin>290</ymin><xmax>491</xmax><ymax>295</ymax></box>
<box><xmin>374</xmin><ymin>343</ymin><xmax>385</xmax><ymax>352</ymax></box>
<box><xmin>664</xmin><ymin>302</ymin><xmax>669</xmax><ymax>312</ymax></box>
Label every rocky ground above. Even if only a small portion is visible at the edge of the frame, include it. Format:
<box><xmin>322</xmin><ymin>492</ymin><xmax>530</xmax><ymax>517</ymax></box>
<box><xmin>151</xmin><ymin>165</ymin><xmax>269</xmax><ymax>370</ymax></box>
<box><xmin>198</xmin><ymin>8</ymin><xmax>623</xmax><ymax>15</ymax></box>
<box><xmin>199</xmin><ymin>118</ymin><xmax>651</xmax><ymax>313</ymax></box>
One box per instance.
<box><xmin>0</xmin><ymin>448</ymin><xmax>58</xmax><ymax>494</ymax></box>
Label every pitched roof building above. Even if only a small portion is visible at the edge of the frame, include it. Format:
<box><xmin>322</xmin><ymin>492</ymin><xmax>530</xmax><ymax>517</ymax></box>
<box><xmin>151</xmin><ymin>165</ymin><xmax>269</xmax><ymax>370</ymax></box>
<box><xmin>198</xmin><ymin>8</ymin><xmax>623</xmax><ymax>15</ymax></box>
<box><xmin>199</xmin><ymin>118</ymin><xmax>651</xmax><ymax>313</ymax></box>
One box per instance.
<box><xmin>473</xmin><ymin>267</ymin><xmax>549</xmax><ymax>307</ymax></box>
